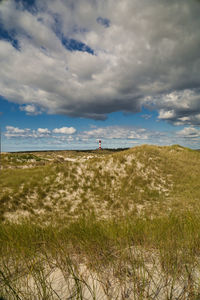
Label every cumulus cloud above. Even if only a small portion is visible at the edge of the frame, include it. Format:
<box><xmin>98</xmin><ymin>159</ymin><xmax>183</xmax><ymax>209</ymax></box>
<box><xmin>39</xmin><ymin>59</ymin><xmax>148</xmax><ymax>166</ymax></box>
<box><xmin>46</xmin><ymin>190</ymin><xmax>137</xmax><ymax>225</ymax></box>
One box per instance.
<box><xmin>3</xmin><ymin>124</ymin><xmax>200</xmax><ymax>149</ymax></box>
<box><xmin>4</xmin><ymin>126</ymin><xmax>76</xmax><ymax>138</ymax></box>
<box><xmin>141</xmin><ymin>114</ymin><xmax>152</xmax><ymax>120</ymax></box>
<box><xmin>79</xmin><ymin>126</ymin><xmax>149</xmax><ymax>140</ymax></box>
<box><xmin>0</xmin><ymin>0</ymin><xmax>200</xmax><ymax>123</ymax></box>
<box><xmin>52</xmin><ymin>127</ymin><xmax>76</xmax><ymax>134</ymax></box>
<box><xmin>20</xmin><ymin>104</ymin><xmax>41</xmax><ymax>115</ymax></box>
<box><xmin>4</xmin><ymin>125</ymin><xmax>148</xmax><ymax>141</ymax></box>
<box><xmin>5</xmin><ymin>126</ymin><xmax>31</xmax><ymax>138</ymax></box>
<box><xmin>177</xmin><ymin>127</ymin><xmax>200</xmax><ymax>138</ymax></box>
<box><xmin>6</xmin><ymin>126</ymin><xmax>25</xmax><ymax>134</ymax></box>
<box><xmin>37</xmin><ymin>128</ymin><xmax>50</xmax><ymax>134</ymax></box>
<box><xmin>146</xmin><ymin>90</ymin><xmax>200</xmax><ymax>126</ymax></box>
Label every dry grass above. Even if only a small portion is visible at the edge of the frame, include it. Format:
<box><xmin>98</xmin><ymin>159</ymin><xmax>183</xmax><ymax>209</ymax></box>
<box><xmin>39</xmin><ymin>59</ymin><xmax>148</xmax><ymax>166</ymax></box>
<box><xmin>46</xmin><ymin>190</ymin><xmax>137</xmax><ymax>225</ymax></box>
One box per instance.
<box><xmin>1</xmin><ymin>213</ymin><xmax>200</xmax><ymax>299</ymax></box>
<box><xmin>0</xmin><ymin>145</ymin><xmax>200</xmax><ymax>299</ymax></box>
<box><xmin>0</xmin><ymin>145</ymin><xmax>199</xmax><ymax>223</ymax></box>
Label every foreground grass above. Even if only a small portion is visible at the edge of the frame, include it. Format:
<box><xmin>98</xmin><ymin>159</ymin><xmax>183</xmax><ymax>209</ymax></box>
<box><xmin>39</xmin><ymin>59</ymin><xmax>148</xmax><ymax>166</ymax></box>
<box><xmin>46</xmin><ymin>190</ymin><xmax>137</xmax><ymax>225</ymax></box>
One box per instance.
<box><xmin>1</xmin><ymin>212</ymin><xmax>200</xmax><ymax>299</ymax></box>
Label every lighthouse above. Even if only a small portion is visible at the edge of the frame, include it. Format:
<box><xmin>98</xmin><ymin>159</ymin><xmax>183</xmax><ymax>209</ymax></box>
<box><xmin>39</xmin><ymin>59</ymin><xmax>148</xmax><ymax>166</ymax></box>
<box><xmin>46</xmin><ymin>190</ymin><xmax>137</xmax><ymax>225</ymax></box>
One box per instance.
<box><xmin>99</xmin><ymin>140</ymin><xmax>102</xmax><ymax>150</ymax></box>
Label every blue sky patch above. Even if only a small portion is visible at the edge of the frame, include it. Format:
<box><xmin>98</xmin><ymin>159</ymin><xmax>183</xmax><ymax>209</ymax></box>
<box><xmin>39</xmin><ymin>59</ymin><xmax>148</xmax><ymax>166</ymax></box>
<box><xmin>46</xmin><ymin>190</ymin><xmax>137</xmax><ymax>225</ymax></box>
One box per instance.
<box><xmin>96</xmin><ymin>17</ymin><xmax>110</xmax><ymax>28</ymax></box>
<box><xmin>15</xmin><ymin>0</ymin><xmax>38</xmax><ymax>14</ymax></box>
<box><xmin>51</xmin><ymin>14</ymin><xmax>94</xmax><ymax>54</ymax></box>
<box><xmin>0</xmin><ymin>24</ymin><xmax>20</xmax><ymax>50</ymax></box>
<box><xmin>62</xmin><ymin>36</ymin><xmax>94</xmax><ymax>54</ymax></box>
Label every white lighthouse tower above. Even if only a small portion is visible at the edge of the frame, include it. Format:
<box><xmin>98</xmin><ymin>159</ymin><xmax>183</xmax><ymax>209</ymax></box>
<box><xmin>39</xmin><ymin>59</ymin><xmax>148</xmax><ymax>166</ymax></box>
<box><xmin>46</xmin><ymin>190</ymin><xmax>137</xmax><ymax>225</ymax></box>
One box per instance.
<box><xmin>99</xmin><ymin>140</ymin><xmax>102</xmax><ymax>150</ymax></box>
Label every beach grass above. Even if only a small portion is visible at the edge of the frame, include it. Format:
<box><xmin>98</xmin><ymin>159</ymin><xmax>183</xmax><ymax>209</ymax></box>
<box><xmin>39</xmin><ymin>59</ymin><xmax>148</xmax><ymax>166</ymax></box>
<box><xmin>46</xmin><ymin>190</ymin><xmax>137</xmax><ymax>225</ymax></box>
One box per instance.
<box><xmin>0</xmin><ymin>145</ymin><xmax>200</xmax><ymax>298</ymax></box>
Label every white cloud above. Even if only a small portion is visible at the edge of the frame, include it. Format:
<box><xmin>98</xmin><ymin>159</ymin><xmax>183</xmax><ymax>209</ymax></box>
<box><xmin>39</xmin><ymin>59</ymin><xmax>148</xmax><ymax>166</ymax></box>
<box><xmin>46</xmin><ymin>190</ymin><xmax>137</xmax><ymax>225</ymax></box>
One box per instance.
<box><xmin>4</xmin><ymin>125</ymin><xmax>76</xmax><ymax>138</ymax></box>
<box><xmin>6</xmin><ymin>126</ymin><xmax>26</xmax><ymax>134</ymax></box>
<box><xmin>145</xmin><ymin>89</ymin><xmax>200</xmax><ymax>125</ymax></box>
<box><xmin>141</xmin><ymin>114</ymin><xmax>152</xmax><ymax>120</ymax></box>
<box><xmin>52</xmin><ymin>127</ymin><xmax>76</xmax><ymax>134</ymax></box>
<box><xmin>5</xmin><ymin>126</ymin><xmax>31</xmax><ymax>138</ymax></box>
<box><xmin>79</xmin><ymin>126</ymin><xmax>149</xmax><ymax>140</ymax></box>
<box><xmin>4</xmin><ymin>125</ymin><xmax>148</xmax><ymax>141</ymax></box>
<box><xmin>37</xmin><ymin>128</ymin><xmax>50</xmax><ymax>134</ymax></box>
<box><xmin>158</xmin><ymin>110</ymin><xmax>175</xmax><ymax>120</ymax></box>
<box><xmin>0</xmin><ymin>0</ymin><xmax>200</xmax><ymax>123</ymax></box>
<box><xmin>177</xmin><ymin>127</ymin><xmax>200</xmax><ymax>138</ymax></box>
<box><xmin>3</xmin><ymin>124</ymin><xmax>200</xmax><ymax>150</ymax></box>
<box><xmin>20</xmin><ymin>104</ymin><xmax>41</xmax><ymax>115</ymax></box>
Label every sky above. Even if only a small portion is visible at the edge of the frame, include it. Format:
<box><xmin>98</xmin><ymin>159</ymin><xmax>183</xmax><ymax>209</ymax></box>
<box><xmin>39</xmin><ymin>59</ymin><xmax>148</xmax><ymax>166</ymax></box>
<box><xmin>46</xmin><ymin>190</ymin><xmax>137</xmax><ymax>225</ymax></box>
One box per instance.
<box><xmin>0</xmin><ymin>0</ymin><xmax>200</xmax><ymax>152</ymax></box>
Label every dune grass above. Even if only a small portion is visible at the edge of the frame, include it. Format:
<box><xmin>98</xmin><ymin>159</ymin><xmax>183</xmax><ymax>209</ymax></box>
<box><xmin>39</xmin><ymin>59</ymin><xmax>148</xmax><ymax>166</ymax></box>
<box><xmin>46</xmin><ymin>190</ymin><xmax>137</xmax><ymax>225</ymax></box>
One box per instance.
<box><xmin>1</xmin><ymin>144</ymin><xmax>200</xmax><ymax>222</ymax></box>
<box><xmin>1</xmin><ymin>212</ymin><xmax>200</xmax><ymax>299</ymax></box>
<box><xmin>0</xmin><ymin>145</ymin><xmax>200</xmax><ymax>298</ymax></box>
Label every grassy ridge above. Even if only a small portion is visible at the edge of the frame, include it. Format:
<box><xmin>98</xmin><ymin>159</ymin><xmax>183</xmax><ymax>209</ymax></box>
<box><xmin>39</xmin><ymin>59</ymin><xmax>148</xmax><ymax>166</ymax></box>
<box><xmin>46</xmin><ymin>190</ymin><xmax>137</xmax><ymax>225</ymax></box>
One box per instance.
<box><xmin>0</xmin><ymin>144</ymin><xmax>200</xmax><ymax>222</ymax></box>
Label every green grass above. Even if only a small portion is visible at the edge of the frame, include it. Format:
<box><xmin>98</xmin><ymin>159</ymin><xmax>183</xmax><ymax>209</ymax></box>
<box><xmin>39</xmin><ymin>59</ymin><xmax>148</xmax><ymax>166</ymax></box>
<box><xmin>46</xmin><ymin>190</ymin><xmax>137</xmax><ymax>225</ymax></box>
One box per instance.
<box><xmin>0</xmin><ymin>145</ymin><xmax>200</xmax><ymax>223</ymax></box>
<box><xmin>1</xmin><ymin>213</ymin><xmax>200</xmax><ymax>298</ymax></box>
<box><xmin>0</xmin><ymin>145</ymin><xmax>200</xmax><ymax>298</ymax></box>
